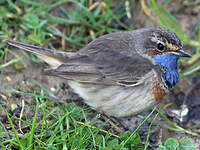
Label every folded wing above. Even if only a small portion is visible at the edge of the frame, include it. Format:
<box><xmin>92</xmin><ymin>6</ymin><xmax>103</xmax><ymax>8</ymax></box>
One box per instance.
<box><xmin>44</xmin><ymin>32</ymin><xmax>154</xmax><ymax>86</ymax></box>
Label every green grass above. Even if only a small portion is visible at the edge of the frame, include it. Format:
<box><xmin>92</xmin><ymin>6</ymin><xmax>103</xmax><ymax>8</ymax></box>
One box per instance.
<box><xmin>0</xmin><ymin>88</ymin><xmax>145</xmax><ymax>149</ymax></box>
<box><xmin>0</xmin><ymin>0</ymin><xmax>199</xmax><ymax>149</ymax></box>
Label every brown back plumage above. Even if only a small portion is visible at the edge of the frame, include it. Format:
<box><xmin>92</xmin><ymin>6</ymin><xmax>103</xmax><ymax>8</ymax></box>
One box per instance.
<box><xmin>5</xmin><ymin>29</ymin><xmax>160</xmax><ymax>86</ymax></box>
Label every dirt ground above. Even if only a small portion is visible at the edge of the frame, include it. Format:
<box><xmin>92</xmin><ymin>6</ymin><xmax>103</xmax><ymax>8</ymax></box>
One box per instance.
<box><xmin>1</xmin><ymin>0</ymin><xmax>200</xmax><ymax>149</ymax></box>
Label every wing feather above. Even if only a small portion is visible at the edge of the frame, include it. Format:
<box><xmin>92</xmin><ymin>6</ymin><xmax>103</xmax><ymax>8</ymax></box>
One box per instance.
<box><xmin>43</xmin><ymin>32</ymin><xmax>154</xmax><ymax>86</ymax></box>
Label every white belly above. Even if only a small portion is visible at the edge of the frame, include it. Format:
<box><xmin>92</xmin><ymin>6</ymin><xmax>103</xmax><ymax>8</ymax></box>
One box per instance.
<box><xmin>68</xmin><ymin>71</ymin><xmax>157</xmax><ymax>117</ymax></box>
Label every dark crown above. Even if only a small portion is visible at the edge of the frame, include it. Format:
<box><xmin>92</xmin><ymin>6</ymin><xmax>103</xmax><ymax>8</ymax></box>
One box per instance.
<box><xmin>145</xmin><ymin>27</ymin><xmax>183</xmax><ymax>57</ymax></box>
<box><xmin>154</xmin><ymin>27</ymin><xmax>182</xmax><ymax>49</ymax></box>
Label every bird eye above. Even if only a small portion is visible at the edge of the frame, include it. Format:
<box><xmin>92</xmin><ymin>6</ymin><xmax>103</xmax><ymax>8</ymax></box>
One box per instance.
<box><xmin>157</xmin><ymin>43</ymin><xmax>164</xmax><ymax>51</ymax></box>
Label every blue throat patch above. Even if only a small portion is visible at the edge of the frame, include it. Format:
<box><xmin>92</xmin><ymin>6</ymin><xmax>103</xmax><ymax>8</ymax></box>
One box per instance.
<box><xmin>154</xmin><ymin>54</ymin><xmax>179</xmax><ymax>88</ymax></box>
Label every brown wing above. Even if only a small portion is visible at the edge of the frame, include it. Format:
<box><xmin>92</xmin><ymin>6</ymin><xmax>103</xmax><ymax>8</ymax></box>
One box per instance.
<box><xmin>43</xmin><ymin>32</ymin><xmax>154</xmax><ymax>86</ymax></box>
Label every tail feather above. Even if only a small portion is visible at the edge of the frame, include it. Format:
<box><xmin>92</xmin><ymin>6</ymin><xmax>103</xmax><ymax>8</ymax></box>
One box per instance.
<box><xmin>4</xmin><ymin>39</ymin><xmax>75</xmax><ymax>68</ymax></box>
<box><xmin>5</xmin><ymin>40</ymin><xmax>56</xmax><ymax>56</ymax></box>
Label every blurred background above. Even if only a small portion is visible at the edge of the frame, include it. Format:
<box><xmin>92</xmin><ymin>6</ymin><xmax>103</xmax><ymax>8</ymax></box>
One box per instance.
<box><xmin>0</xmin><ymin>0</ymin><xmax>200</xmax><ymax>149</ymax></box>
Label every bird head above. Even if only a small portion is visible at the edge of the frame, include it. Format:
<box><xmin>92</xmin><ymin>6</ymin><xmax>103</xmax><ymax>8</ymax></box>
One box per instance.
<box><xmin>145</xmin><ymin>28</ymin><xmax>191</xmax><ymax>57</ymax></box>
<box><xmin>142</xmin><ymin>27</ymin><xmax>191</xmax><ymax>88</ymax></box>
<box><xmin>143</xmin><ymin>27</ymin><xmax>191</xmax><ymax>59</ymax></box>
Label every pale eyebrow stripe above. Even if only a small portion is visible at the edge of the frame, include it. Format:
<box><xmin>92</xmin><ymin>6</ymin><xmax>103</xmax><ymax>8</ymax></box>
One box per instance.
<box><xmin>151</xmin><ymin>33</ymin><xmax>180</xmax><ymax>51</ymax></box>
<box><xmin>165</xmin><ymin>41</ymin><xmax>179</xmax><ymax>51</ymax></box>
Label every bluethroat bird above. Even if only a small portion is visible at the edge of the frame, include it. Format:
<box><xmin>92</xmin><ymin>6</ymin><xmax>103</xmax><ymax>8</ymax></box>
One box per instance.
<box><xmin>5</xmin><ymin>27</ymin><xmax>191</xmax><ymax>117</ymax></box>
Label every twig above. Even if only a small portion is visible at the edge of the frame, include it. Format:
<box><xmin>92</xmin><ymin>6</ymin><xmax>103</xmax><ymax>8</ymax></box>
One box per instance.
<box><xmin>19</xmin><ymin>99</ymin><xmax>25</xmax><ymax>135</ymax></box>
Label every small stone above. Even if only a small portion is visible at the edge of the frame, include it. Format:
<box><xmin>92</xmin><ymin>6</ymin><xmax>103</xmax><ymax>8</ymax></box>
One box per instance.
<box><xmin>5</xmin><ymin>76</ymin><xmax>12</xmax><ymax>82</ymax></box>
<box><xmin>50</xmin><ymin>87</ymin><xmax>56</xmax><ymax>92</ymax></box>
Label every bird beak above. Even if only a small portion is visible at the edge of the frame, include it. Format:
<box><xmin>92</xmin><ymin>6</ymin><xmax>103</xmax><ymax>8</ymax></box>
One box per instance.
<box><xmin>168</xmin><ymin>50</ymin><xmax>192</xmax><ymax>57</ymax></box>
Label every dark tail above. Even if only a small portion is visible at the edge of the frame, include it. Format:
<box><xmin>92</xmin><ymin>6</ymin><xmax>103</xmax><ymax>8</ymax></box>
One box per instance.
<box><xmin>4</xmin><ymin>39</ymin><xmax>76</xmax><ymax>68</ymax></box>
